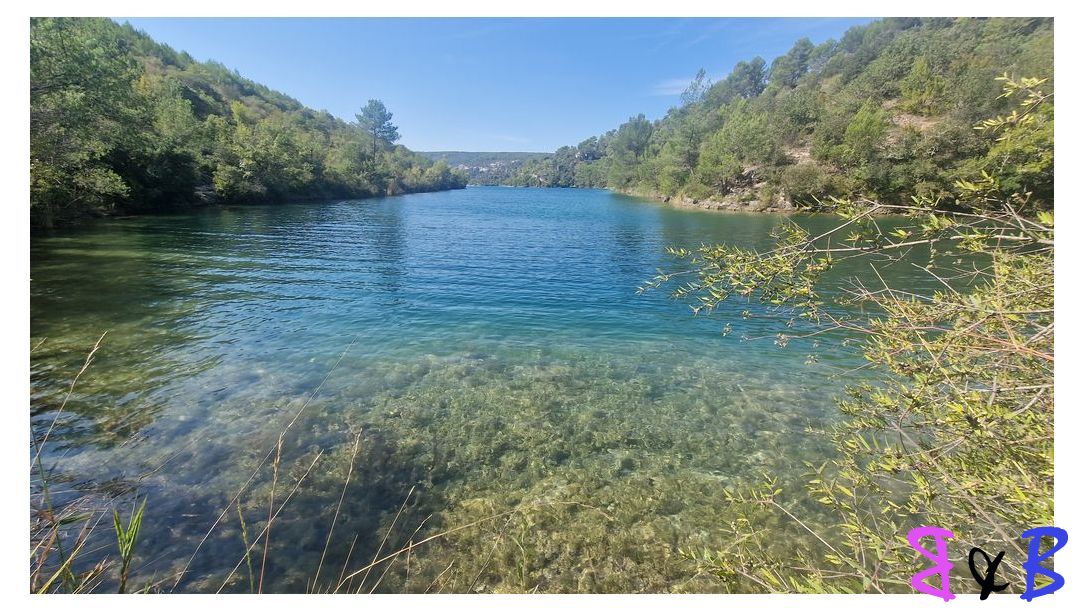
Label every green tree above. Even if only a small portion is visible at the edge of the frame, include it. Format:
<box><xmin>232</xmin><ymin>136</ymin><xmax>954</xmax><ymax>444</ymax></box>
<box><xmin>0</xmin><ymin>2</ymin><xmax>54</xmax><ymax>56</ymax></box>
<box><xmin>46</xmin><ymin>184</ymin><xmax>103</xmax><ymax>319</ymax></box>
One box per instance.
<box><xmin>776</xmin><ymin>88</ymin><xmax>823</xmax><ymax>136</ymax></box>
<box><xmin>613</xmin><ymin>114</ymin><xmax>653</xmax><ymax>163</ymax></box>
<box><xmin>704</xmin><ymin>57</ymin><xmax>767</xmax><ymax>107</ymax></box>
<box><xmin>666</xmin><ymin>114</ymin><xmax>706</xmax><ymax>180</ymax></box>
<box><xmin>575</xmin><ymin>136</ymin><xmax>603</xmax><ymax>162</ymax></box>
<box><xmin>839</xmin><ymin>101</ymin><xmax>890</xmax><ymax>167</ymax></box>
<box><xmin>113</xmin><ymin>75</ymin><xmax>203</xmax><ymax>211</ymax></box>
<box><xmin>959</xmin><ymin>75</ymin><xmax>1053</xmax><ymax>205</ymax></box>
<box><xmin>695</xmin><ymin>130</ymin><xmax>744</xmax><ymax>195</ymax></box>
<box><xmin>681</xmin><ymin>68</ymin><xmax>711</xmax><ymax>107</ymax></box>
<box><xmin>714</xmin><ymin>104</ymin><xmax>781</xmax><ymax>166</ymax></box>
<box><xmin>769</xmin><ymin>37</ymin><xmax>815</xmax><ymax>88</ymax></box>
<box><xmin>574</xmin><ymin>160</ymin><xmax>607</xmax><ymax>188</ymax></box>
<box><xmin>210</xmin><ymin>109</ymin><xmax>314</xmax><ymax>201</ymax></box>
<box><xmin>900</xmin><ymin>56</ymin><xmax>947</xmax><ymax>114</ymax></box>
<box><xmin>655</xmin><ymin>142</ymin><xmax>690</xmax><ymax>196</ymax></box>
<box><xmin>777</xmin><ymin>162</ymin><xmax>837</xmax><ymax>204</ymax></box>
<box><xmin>730</xmin><ymin>57</ymin><xmax>768</xmax><ymax>99</ymax></box>
<box><xmin>30</xmin><ymin>17</ymin><xmax>141</xmax><ymax>226</ymax></box>
<box><xmin>356</xmin><ymin>99</ymin><xmax>400</xmax><ymax>157</ymax></box>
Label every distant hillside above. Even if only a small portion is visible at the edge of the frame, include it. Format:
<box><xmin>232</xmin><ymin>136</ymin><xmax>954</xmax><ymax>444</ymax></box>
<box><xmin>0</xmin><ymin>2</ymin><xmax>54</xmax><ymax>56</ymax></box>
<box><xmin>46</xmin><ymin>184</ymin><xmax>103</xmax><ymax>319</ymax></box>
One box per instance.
<box><xmin>504</xmin><ymin>17</ymin><xmax>1053</xmax><ymax>212</ymax></box>
<box><xmin>30</xmin><ymin>18</ymin><xmax>467</xmax><ymax>227</ymax></box>
<box><xmin>420</xmin><ymin>151</ymin><xmax>549</xmax><ymax>185</ymax></box>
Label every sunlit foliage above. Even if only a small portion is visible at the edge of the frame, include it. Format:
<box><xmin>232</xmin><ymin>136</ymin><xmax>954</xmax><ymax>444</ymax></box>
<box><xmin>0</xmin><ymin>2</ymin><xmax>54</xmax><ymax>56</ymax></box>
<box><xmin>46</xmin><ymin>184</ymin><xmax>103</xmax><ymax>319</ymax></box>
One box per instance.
<box><xmin>652</xmin><ymin>76</ymin><xmax>1053</xmax><ymax>594</ymax></box>
<box><xmin>507</xmin><ymin>18</ymin><xmax>1052</xmax><ymax>211</ymax></box>
<box><xmin>30</xmin><ymin>18</ymin><xmax>467</xmax><ymax>227</ymax></box>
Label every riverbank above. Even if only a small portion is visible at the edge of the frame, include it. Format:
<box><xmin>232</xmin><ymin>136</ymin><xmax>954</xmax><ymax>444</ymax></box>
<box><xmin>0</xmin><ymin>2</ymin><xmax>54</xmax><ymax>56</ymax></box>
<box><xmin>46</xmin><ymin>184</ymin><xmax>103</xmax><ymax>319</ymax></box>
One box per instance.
<box><xmin>611</xmin><ymin>186</ymin><xmax>909</xmax><ymax>216</ymax></box>
<box><xmin>621</xmin><ymin>188</ymin><xmax>798</xmax><ymax>214</ymax></box>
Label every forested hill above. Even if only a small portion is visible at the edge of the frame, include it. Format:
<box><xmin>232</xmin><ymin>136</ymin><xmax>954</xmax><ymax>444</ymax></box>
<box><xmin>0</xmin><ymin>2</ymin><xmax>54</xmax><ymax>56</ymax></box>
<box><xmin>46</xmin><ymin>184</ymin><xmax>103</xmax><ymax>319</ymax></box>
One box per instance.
<box><xmin>506</xmin><ymin>18</ymin><xmax>1053</xmax><ymax>212</ymax></box>
<box><xmin>419</xmin><ymin>151</ymin><xmax>549</xmax><ymax>185</ymax></box>
<box><xmin>30</xmin><ymin>18</ymin><xmax>467</xmax><ymax>228</ymax></box>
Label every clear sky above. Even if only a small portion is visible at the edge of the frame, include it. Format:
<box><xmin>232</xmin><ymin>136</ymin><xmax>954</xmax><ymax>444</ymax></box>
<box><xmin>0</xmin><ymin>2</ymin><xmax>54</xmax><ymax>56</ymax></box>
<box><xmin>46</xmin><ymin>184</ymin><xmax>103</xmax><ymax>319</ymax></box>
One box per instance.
<box><xmin>116</xmin><ymin>17</ymin><xmax>875</xmax><ymax>152</ymax></box>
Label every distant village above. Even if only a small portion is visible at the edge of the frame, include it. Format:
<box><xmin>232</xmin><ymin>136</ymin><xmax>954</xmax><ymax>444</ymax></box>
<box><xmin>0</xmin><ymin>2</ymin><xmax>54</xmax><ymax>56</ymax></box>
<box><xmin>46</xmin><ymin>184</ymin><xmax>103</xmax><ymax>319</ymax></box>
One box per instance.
<box><xmin>420</xmin><ymin>152</ymin><xmax>548</xmax><ymax>185</ymax></box>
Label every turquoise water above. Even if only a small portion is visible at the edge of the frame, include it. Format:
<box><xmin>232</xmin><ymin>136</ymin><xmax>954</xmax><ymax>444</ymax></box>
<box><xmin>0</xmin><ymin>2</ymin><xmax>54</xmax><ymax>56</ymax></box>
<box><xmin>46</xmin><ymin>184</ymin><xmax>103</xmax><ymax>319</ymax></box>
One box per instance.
<box><xmin>30</xmin><ymin>187</ymin><xmax>932</xmax><ymax>593</ymax></box>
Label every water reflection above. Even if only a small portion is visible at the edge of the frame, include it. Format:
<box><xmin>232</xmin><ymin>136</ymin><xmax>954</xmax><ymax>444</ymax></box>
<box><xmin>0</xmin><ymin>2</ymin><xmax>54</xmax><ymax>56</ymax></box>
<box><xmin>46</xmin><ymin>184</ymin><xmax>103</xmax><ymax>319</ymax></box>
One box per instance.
<box><xmin>31</xmin><ymin>187</ymin><xmax>914</xmax><ymax>592</ymax></box>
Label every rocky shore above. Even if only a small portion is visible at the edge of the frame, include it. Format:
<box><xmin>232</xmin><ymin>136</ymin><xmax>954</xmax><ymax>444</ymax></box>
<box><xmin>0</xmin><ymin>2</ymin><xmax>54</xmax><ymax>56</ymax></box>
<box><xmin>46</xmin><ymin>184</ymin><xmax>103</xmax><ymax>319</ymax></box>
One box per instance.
<box><xmin>618</xmin><ymin>187</ymin><xmax>800</xmax><ymax>214</ymax></box>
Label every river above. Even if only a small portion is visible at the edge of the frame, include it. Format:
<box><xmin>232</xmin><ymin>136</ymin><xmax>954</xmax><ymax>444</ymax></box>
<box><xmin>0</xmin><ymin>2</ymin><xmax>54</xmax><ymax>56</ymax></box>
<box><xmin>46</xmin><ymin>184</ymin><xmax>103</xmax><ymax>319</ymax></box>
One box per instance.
<box><xmin>30</xmin><ymin>186</ymin><xmax>933</xmax><ymax>592</ymax></box>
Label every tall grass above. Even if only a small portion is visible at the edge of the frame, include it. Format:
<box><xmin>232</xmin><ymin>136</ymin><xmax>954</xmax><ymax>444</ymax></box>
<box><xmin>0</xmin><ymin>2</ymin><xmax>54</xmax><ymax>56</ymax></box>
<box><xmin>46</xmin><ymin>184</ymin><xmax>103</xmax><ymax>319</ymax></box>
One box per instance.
<box><xmin>112</xmin><ymin>499</ymin><xmax>146</xmax><ymax>593</ymax></box>
<box><xmin>31</xmin><ymin>333</ymin><xmax>111</xmax><ymax>593</ymax></box>
<box><xmin>236</xmin><ymin>501</ymin><xmax>255</xmax><ymax>593</ymax></box>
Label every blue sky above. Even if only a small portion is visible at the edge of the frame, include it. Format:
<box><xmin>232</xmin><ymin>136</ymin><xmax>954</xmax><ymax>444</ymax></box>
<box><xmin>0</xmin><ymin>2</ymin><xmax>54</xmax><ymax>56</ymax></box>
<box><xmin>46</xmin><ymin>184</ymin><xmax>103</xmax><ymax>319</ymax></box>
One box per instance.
<box><xmin>117</xmin><ymin>17</ymin><xmax>874</xmax><ymax>152</ymax></box>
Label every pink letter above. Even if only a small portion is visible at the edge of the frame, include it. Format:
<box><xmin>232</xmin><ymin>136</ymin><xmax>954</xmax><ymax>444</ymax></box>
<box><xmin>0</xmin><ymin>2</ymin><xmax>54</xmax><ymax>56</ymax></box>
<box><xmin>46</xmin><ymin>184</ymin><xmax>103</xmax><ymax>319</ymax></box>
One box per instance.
<box><xmin>908</xmin><ymin>525</ymin><xmax>955</xmax><ymax>601</ymax></box>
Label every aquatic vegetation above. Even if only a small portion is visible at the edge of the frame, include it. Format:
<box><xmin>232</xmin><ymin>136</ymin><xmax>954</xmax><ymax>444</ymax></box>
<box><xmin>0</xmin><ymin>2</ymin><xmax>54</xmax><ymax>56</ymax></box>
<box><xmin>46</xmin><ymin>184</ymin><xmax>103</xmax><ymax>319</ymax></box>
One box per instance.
<box><xmin>33</xmin><ymin>344</ymin><xmax>853</xmax><ymax>593</ymax></box>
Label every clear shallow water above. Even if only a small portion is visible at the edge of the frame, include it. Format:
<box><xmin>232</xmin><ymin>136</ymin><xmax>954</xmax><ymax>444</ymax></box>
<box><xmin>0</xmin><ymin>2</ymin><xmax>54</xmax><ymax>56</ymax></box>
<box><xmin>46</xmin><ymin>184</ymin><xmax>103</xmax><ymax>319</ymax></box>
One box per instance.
<box><xmin>30</xmin><ymin>187</ymin><xmax>932</xmax><ymax>593</ymax></box>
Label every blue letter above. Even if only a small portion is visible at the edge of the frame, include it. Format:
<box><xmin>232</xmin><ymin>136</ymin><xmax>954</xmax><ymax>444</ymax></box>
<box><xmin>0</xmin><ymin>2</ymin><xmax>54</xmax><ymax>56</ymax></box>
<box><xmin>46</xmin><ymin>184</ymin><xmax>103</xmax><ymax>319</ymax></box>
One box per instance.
<box><xmin>1021</xmin><ymin>526</ymin><xmax>1067</xmax><ymax>602</ymax></box>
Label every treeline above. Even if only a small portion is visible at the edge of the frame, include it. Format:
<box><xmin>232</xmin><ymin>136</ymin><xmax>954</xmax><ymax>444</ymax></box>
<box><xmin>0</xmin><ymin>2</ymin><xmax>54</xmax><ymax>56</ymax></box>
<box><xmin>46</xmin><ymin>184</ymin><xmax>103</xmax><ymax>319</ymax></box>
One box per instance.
<box><xmin>418</xmin><ymin>151</ymin><xmax>549</xmax><ymax>185</ymax></box>
<box><xmin>30</xmin><ymin>18</ymin><xmax>467</xmax><ymax>227</ymax></box>
<box><xmin>506</xmin><ymin>18</ymin><xmax>1053</xmax><ymax>210</ymax></box>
